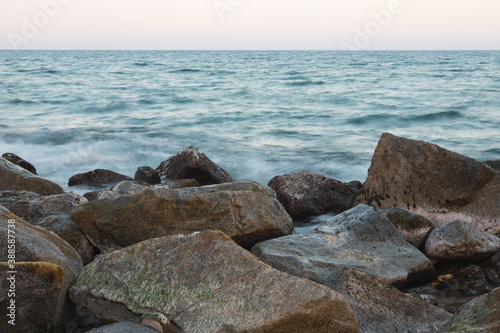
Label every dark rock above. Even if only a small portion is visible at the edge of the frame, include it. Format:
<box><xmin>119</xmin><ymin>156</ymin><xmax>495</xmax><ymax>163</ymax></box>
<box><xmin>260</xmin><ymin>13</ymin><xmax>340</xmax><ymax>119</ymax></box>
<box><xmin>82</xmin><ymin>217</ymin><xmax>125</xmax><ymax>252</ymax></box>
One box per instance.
<box><xmin>134</xmin><ymin>166</ymin><xmax>161</xmax><ymax>185</ymax></box>
<box><xmin>478</xmin><ymin>252</ymin><xmax>500</xmax><ymax>285</ymax></box>
<box><xmin>68</xmin><ymin>169</ymin><xmax>132</xmax><ymax>187</ymax></box>
<box><xmin>84</xmin><ymin>322</ymin><xmax>158</xmax><ymax>333</ymax></box>
<box><xmin>484</xmin><ymin>159</ymin><xmax>500</xmax><ymax>172</ymax></box>
<box><xmin>425</xmin><ymin>220</ymin><xmax>500</xmax><ymax>262</ymax></box>
<box><xmin>71</xmin><ymin>181</ymin><xmax>293</xmax><ymax>252</ymax></box>
<box><xmin>267</xmin><ymin>171</ymin><xmax>362</xmax><ymax>220</ymax></box>
<box><xmin>380</xmin><ymin>207</ymin><xmax>435</xmax><ymax>249</ymax></box>
<box><xmin>2</xmin><ymin>152</ymin><xmax>37</xmax><ymax>174</ymax></box>
<box><xmin>252</xmin><ymin>205</ymin><xmax>435</xmax><ymax>289</ymax></box>
<box><xmin>155</xmin><ymin>146</ymin><xmax>233</xmax><ymax>185</ymax></box>
<box><xmin>358</xmin><ymin>133</ymin><xmax>500</xmax><ymax>231</ymax></box>
<box><xmin>70</xmin><ymin>230</ymin><xmax>359</xmax><ymax>333</ymax></box>
<box><xmin>440</xmin><ymin>287</ymin><xmax>500</xmax><ymax>332</ymax></box>
<box><xmin>0</xmin><ymin>157</ymin><xmax>64</xmax><ymax>196</ymax></box>
<box><xmin>83</xmin><ymin>191</ymin><xmax>101</xmax><ymax>202</ymax></box>
<box><xmin>64</xmin><ymin>306</ymin><xmax>104</xmax><ymax>333</ymax></box>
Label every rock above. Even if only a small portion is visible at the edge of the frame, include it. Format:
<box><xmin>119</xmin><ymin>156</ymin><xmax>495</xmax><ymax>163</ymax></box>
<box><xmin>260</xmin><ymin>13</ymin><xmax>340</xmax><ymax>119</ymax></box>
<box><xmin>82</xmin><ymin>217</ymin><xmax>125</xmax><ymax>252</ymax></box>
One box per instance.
<box><xmin>159</xmin><ymin>178</ymin><xmax>200</xmax><ymax>189</ymax></box>
<box><xmin>425</xmin><ymin>220</ymin><xmax>500</xmax><ymax>262</ymax></box>
<box><xmin>71</xmin><ymin>181</ymin><xmax>293</xmax><ymax>252</ymax></box>
<box><xmin>64</xmin><ymin>306</ymin><xmax>104</xmax><ymax>333</ymax></box>
<box><xmin>358</xmin><ymin>133</ymin><xmax>500</xmax><ymax>231</ymax></box>
<box><xmin>155</xmin><ymin>146</ymin><xmax>233</xmax><ymax>185</ymax></box>
<box><xmin>484</xmin><ymin>159</ymin><xmax>500</xmax><ymax>172</ymax></box>
<box><xmin>440</xmin><ymin>287</ymin><xmax>500</xmax><ymax>332</ymax></box>
<box><xmin>267</xmin><ymin>171</ymin><xmax>362</xmax><ymax>220</ymax></box>
<box><xmin>85</xmin><ymin>322</ymin><xmax>158</xmax><ymax>333</ymax></box>
<box><xmin>380</xmin><ymin>207</ymin><xmax>435</xmax><ymax>249</ymax></box>
<box><xmin>0</xmin><ymin>206</ymin><xmax>83</xmax><ymax>332</ymax></box>
<box><xmin>134</xmin><ymin>166</ymin><xmax>161</xmax><ymax>185</ymax></box>
<box><xmin>0</xmin><ymin>157</ymin><xmax>64</xmax><ymax>196</ymax></box>
<box><xmin>486</xmin><ymin>225</ymin><xmax>500</xmax><ymax>238</ymax></box>
<box><xmin>68</xmin><ymin>169</ymin><xmax>132</xmax><ymax>187</ymax></box>
<box><xmin>2</xmin><ymin>152</ymin><xmax>37</xmax><ymax>174</ymax></box>
<box><xmin>478</xmin><ymin>252</ymin><xmax>500</xmax><ymax>285</ymax></box>
<box><xmin>334</xmin><ymin>268</ymin><xmax>452</xmax><ymax>333</ymax></box>
<box><xmin>252</xmin><ymin>204</ymin><xmax>435</xmax><ymax>289</ymax></box>
<box><xmin>70</xmin><ymin>230</ymin><xmax>359</xmax><ymax>333</ymax></box>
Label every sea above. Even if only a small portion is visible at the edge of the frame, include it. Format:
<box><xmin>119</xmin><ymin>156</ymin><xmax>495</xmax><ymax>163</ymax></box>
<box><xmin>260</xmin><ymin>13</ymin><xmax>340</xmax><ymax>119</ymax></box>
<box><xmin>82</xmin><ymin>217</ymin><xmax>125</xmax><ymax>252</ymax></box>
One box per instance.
<box><xmin>1</xmin><ymin>50</ymin><xmax>499</xmax><ymax>227</ymax></box>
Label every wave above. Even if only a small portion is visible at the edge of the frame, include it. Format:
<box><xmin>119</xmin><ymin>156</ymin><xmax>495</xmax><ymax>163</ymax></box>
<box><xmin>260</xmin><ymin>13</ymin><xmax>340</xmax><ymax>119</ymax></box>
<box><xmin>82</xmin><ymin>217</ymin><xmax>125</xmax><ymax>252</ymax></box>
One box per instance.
<box><xmin>169</xmin><ymin>68</ymin><xmax>202</xmax><ymax>73</ymax></box>
<box><xmin>346</xmin><ymin>110</ymin><xmax>463</xmax><ymax>126</ymax></box>
<box><xmin>8</xmin><ymin>98</ymin><xmax>36</xmax><ymax>105</ymax></box>
<box><xmin>133</xmin><ymin>62</ymin><xmax>149</xmax><ymax>67</ymax></box>
<box><xmin>286</xmin><ymin>80</ymin><xmax>325</xmax><ymax>86</ymax></box>
<box><xmin>409</xmin><ymin>110</ymin><xmax>463</xmax><ymax>122</ymax></box>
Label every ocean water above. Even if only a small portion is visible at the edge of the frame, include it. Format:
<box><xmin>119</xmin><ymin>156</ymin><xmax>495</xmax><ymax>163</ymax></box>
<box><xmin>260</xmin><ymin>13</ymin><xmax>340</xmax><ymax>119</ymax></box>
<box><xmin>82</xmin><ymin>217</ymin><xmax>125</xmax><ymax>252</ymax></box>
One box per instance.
<box><xmin>1</xmin><ymin>50</ymin><xmax>500</xmax><ymax>199</ymax></box>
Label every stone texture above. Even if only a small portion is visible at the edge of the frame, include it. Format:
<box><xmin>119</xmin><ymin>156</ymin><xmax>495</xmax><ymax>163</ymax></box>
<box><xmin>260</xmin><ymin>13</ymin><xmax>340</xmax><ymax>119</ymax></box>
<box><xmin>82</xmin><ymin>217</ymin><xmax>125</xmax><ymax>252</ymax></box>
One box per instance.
<box><xmin>380</xmin><ymin>207</ymin><xmax>435</xmax><ymax>249</ymax></box>
<box><xmin>134</xmin><ymin>166</ymin><xmax>161</xmax><ymax>185</ymax></box>
<box><xmin>68</xmin><ymin>169</ymin><xmax>132</xmax><ymax>187</ymax></box>
<box><xmin>70</xmin><ymin>230</ymin><xmax>359</xmax><ymax>333</ymax></box>
<box><xmin>486</xmin><ymin>225</ymin><xmax>500</xmax><ymax>238</ymax></box>
<box><xmin>440</xmin><ymin>287</ymin><xmax>500</xmax><ymax>332</ymax></box>
<box><xmin>71</xmin><ymin>181</ymin><xmax>293</xmax><ymax>252</ymax></box>
<box><xmin>0</xmin><ymin>206</ymin><xmax>83</xmax><ymax>332</ymax></box>
<box><xmin>2</xmin><ymin>152</ymin><xmax>37</xmax><ymax>174</ymax></box>
<box><xmin>155</xmin><ymin>146</ymin><xmax>233</xmax><ymax>185</ymax></box>
<box><xmin>478</xmin><ymin>252</ymin><xmax>500</xmax><ymax>285</ymax></box>
<box><xmin>358</xmin><ymin>133</ymin><xmax>500</xmax><ymax>231</ymax></box>
<box><xmin>85</xmin><ymin>322</ymin><xmax>158</xmax><ymax>333</ymax></box>
<box><xmin>484</xmin><ymin>159</ymin><xmax>500</xmax><ymax>172</ymax></box>
<box><xmin>333</xmin><ymin>268</ymin><xmax>452</xmax><ymax>333</ymax></box>
<box><xmin>425</xmin><ymin>220</ymin><xmax>500</xmax><ymax>262</ymax></box>
<box><xmin>267</xmin><ymin>171</ymin><xmax>362</xmax><ymax>220</ymax></box>
<box><xmin>0</xmin><ymin>157</ymin><xmax>63</xmax><ymax>196</ymax></box>
<box><xmin>252</xmin><ymin>205</ymin><xmax>434</xmax><ymax>289</ymax></box>
<box><xmin>64</xmin><ymin>306</ymin><xmax>104</xmax><ymax>333</ymax></box>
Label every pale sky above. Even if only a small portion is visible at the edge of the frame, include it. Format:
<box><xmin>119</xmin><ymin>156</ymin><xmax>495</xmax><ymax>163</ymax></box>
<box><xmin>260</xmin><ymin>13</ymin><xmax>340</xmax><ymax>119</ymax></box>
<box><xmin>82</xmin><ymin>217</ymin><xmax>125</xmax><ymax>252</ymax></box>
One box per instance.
<box><xmin>1</xmin><ymin>0</ymin><xmax>499</xmax><ymax>50</ymax></box>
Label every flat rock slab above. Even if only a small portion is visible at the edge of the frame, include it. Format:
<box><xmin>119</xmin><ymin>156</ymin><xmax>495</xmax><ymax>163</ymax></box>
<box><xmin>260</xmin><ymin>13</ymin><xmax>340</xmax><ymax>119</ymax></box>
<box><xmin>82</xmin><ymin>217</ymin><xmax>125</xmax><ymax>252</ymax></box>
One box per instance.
<box><xmin>358</xmin><ymin>133</ymin><xmax>500</xmax><ymax>231</ymax></box>
<box><xmin>0</xmin><ymin>157</ymin><xmax>63</xmax><ymax>196</ymax></box>
<box><xmin>252</xmin><ymin>204</ymin><xmax>435</xmax><ymax>289</ymax></box>
<box><xmin>71</xmin><ymin>181</ymin><xmax>293</xmax><ymax>252</ymax></box>
<box><xmin>425</xmin><ymin>220</ymin><xmax>500</xmax><ymax>262</ymax></box>
<box><xmin>70</xmin><ymin>230</ymin><xmax>359</xmax><ymax>333</ymax></box>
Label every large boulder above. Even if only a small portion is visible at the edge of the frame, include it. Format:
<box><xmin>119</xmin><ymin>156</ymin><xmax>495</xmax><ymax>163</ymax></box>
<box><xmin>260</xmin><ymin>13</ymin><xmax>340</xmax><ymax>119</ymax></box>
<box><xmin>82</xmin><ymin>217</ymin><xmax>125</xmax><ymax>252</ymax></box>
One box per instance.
<box><xmin>0</xmin><ymin>157</ymin><xmax>63</xmax><ymax>196</ymax></box>
<box><xmin>484</xmin><ymin>160</ymin><xmax>500</xmax><ymax>172</ymax></box>
<box><xmin>70</xmin><ymin>230</ymin><xmax>359</xmax><ymax>333</ymax></box>
<box><xmin>155</xmin><ymin>146</ymin><xmax>233</xmax><ymax>185</ymax></box>
<box><xmin>425</xmin><ymin>220</ymin><xmax>500</xmax><ymax>262</ymax></box>
<box><xmin>68</xmin><ymin>169</ymin><xmax>132</xmax><ymax>187</ymax></box>
<box><xmin>267</xmin><ymin>171</ymin><xmax>362</xmax><ymax>220</ymax></box>
<box><xmin>134</xmin><ymin>166</ymin><xmax>161</xmax><ymax>185</ymax></box>
<box><xmin>0</xmin><ymin>206</ymin><xmax>83</xmax><ymax>332</ymax></box>
<box><xmin>2</xmin><ymin>152</ymin><xmax>37</xmax><ymax>174</ymax></box>
<box><xmin>252</xmin><ymin>205</ymin><xmax>435</xmax><ymax>289</ymax></box>
<box><xmin>358</xmin><ymin>133</ymin><xmax>500</xmax><ymax>231</ymax></box>
<box><xmin>334</xmin><ymin>268</ymin><xmax>452</xmax><ymax>333</ymax></box>
<box><xmin>71</xmin><ymin>181</ymin><xmax>293</xmax><ymax>252</ymax></box>
<box><xmin>85</xmin><ymin>322</ymin><xmax>158</xmax><ymax>333</ymax></box>
<box><xmin>440</xmin><ymin>287</ymin><xmax>500</xmax><ymax>332</ymax></box>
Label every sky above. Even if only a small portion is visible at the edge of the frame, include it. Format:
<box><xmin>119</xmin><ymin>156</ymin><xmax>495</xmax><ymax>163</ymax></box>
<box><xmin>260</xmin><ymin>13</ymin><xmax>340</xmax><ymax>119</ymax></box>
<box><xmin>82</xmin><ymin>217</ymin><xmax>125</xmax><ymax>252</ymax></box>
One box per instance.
<box><xmin>1</xmin><ymin>0</ymin><xmax>500</xmax><ymax>50</ymax></box>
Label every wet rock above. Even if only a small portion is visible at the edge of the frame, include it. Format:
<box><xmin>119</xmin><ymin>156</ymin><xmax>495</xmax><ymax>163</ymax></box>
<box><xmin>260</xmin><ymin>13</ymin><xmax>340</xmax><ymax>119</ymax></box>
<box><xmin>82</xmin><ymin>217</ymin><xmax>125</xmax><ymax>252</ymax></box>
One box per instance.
<box><xmin>252</xmin><ymin>204</ymin><xmax>434</xmax><ymax>289</ymax></box>
<box><xmin>267</xmin><ymin>171</ymin><xmax>362</xmax><ymax>220</ymax></box>
<box><xmin>358</xmin><ymin>133</ymin><xmax>500</xmax><ymax>231</ymax></box>
<box><xmin>0</xmin><ymin>157</ymin><xmax>63</xmax><ymax>196</ymax></box>
<box><xmin>440</xmin><ymin>287</ymin><xmax>500</xmax><ymax>332</ymax></box>
<box><xmin>68</xmin><ymin>169</ymin><xmax>132</xmax><ymax>187</ymax></box>
<box><xmin>484</xmin><ymin>159</ymin><xmax>500</xmax><ymax>172</ymax></box>
<box><xmin>134</xmin><ymin>166</ymin><xmax>161</xmax><ymax>185</ymax></box>
<box><xmin>380</xmin><ymin>207</ymin><xmax>435</xmax><ymax>249</ymax></box>
<box><xmin>70</xmin><ymin>230</ymin><xmax>359</xmax><ymax>333</ymax></box>
<box><xmin>425</xmin><ymin>220</ymin><xmax>500</xmax><ymax>262</ymax></box>
<box><xmin>0</xmin><ymin>206</ymin><xmax>83</xmax><ymax>332</ymax></box>
<box><xmin>334</xmin><ymin>268</ymin><xmax>452</xmax><ymax>333</ymax></box>
<box><xmin>71</xmin><ymin>181</ymin><xmax>293</xmax><ymax>252</ymax></box>
<box><xmin>155</xmin><ymin>146</ymin><xmax>233</xmax><ymax>185</ymax></box>
<box><xmin>2</xmin><ymin>152</ymin><xmax>37</xmax><ymax>174</ymax></box>
<box><xmin>85</xmin><ymin>322</ymin><xmax>158</xmax><ymax>333</ymax></box>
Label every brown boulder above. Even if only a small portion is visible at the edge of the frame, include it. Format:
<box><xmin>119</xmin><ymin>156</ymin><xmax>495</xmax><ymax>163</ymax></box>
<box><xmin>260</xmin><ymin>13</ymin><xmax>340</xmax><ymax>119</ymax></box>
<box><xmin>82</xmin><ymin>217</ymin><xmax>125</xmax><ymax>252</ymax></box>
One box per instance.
<box><xmin>484</xmin><ymin>159</ymin><xmax>500</xmax><ymax>172</ymax></box>
<box><xmin>358</xmin><ymin>133</ymin><xmax>500</xmax><ymax>231</ymax></box>
<box><xmin>70</xmin><ymin>230</ymin><xmax>359</xmax><ymax>333</ymax></box>
<box><xmin>268</xmin><ymin>171</ymin><xmax>362</xmax><ymax>220</ymax></box>
<box><xmin>2</xmin><ymin>152</ymin><xmax>37</xmax><ymax>174</ymax></box>
<box><xmin>0</xmin><ymin>157</ymin><xmax>63</xmax><ymax>196</ymax></box>
<box><xmin>134</xmin><ymin>166</ymin><xmax>161</xmax><ymax>185</ymax></box>
<box><xmin>155</xmin><ymin>146</ymin><xmax>233</xmax><ymax>185</ymax></box>
<box><xmin>68</xmin><ymin>169</ymin><xmax>132</xmax><ymax>187</ymax></box>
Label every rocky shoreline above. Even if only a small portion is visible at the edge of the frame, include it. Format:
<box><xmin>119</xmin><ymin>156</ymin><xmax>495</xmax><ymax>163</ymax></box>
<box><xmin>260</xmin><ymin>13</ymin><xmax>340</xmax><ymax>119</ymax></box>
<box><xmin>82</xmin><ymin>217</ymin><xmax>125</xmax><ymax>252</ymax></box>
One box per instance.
<box><xmin>1</xmin><ymin>133</ymin><xmax>499</xmax><ymax>332</ymax></box>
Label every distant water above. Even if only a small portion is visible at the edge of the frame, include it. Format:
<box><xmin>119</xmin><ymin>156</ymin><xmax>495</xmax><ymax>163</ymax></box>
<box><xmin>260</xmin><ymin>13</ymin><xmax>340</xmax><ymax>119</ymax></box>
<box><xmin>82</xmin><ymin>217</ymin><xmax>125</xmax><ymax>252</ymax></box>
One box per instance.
<box><xmin>1</xmin><ymin>50</ymin><xmax>500</xmax><ymax>199</ymax></box>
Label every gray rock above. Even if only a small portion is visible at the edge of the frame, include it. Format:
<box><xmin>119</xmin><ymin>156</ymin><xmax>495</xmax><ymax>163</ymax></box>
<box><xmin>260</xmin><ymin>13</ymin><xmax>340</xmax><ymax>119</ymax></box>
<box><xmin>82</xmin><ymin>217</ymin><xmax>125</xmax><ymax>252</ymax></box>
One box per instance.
<box><xmin>2</xmin><ymin>152</ymin><xmax>37</xmax><ymax>174</ymax></box>
<box><xmin>0</xmin><ymin>157</ymin><xmax>64</xmax><ymax>196</ymax></box>
<box><xmin>478</xmin><ymin>252</ymin><xmax>500</xmax><ymax>285</ymax></box>
<box><xmin>134</xmin><ymin>166</ymin><xmax>161</xmax><ymax>185</ymax></box>
<box><xmin>267</xmin><ymin>171</ymin><xmax>362</xmax><ymax>220</ymax></box>
<box><xmin>252</xmin><ymin>204</ymin><xmax>435</xmax><ymax>289</ymax></box>
<box><xmin>358</xmin><ymin>133</ymin><xmax>500</xmax><ymax>231</ymax></box>
<box><xmin>68</xmin><ymin>169</ymin><xmax>132</xmax><ymax>187</ymax></box>
<box><xmin>71</xmin><ymin>181</ymin><xmax>294</xmax><ymax>252</ymax></box>
<box><xmin>440</xmin><ymin>287</ymin><xmax>500</xmax><ymax>332</ymax></box>
<box><xmin>70</xmin><ymin>230</ymin><xmax>359</xmax><ymax>333</ymax></box>
<box><xmin>484</xmin><ymin>159</ymin><xmax>500</xmax><ymax>172</ymax></box>
<box><xmin>425</xmin><ymin>220</ymin><xmax>500</xmax><ymax>262</ymax></box>
<box><xmin>84</xmin><ymin>322</ymin><xmax>158</xmax><ymax>333</ymax></box>
<box><xmin>64</xmin><ymin>306</ymin><xmax>104</xmax><ymax>333</ymax></box>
